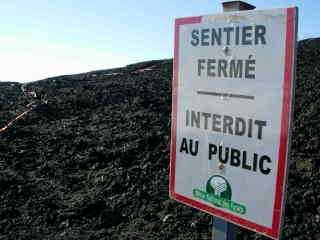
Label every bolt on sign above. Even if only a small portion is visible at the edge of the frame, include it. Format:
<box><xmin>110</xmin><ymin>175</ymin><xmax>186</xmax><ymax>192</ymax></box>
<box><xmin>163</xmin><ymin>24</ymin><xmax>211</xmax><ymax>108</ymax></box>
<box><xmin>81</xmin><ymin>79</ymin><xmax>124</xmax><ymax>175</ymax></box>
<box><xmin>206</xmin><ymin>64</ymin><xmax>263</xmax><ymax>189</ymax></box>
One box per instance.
<box><xmin>170</xmin><ymin>7</ymin><xmax>298</xmax><ymax>239</ymax></box>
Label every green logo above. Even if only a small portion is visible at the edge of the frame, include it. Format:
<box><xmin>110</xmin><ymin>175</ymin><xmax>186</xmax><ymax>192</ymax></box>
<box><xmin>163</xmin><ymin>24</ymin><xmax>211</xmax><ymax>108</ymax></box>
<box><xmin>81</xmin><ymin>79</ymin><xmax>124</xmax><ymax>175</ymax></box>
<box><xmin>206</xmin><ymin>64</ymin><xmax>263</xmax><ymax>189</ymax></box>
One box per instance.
<box><xmin>193</xmin><ymin>175</ymin><xmax>246</xmax><ymax>215</ymax></box>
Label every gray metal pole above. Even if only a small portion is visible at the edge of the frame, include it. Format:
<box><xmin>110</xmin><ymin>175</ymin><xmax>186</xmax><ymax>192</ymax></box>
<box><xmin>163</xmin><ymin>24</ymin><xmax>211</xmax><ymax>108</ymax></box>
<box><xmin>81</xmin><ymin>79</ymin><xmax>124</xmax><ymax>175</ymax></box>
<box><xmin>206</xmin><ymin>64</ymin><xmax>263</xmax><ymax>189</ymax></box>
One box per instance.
<box><xmin>212</xmin><ymin>2</ymin><xmax>256</xmax><ymax>240</ymax></box>
<box><xmin>212</xmin><ymin>217</ymin><xmax>231</xmax><ymax>240</ymax></box>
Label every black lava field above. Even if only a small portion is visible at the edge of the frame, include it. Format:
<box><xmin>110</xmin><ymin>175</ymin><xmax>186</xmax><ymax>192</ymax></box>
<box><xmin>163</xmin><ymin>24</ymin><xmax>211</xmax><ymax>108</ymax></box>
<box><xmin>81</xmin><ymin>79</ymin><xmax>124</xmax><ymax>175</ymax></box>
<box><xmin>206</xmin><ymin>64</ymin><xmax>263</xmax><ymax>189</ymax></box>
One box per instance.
<box><xmin>0</xmin><ymin>38</ymin><xmax>320</xmax><ymax>240</ymax></box>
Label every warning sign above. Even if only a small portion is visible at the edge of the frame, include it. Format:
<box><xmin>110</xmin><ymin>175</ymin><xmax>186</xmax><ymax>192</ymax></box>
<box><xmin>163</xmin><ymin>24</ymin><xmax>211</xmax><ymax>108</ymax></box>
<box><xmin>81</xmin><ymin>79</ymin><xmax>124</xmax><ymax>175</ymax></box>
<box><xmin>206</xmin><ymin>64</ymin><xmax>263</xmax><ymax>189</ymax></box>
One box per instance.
<box><xmin>170</xmin><ymin>7</ymin><xmax>297</xmax><ymax>239</ymax></box>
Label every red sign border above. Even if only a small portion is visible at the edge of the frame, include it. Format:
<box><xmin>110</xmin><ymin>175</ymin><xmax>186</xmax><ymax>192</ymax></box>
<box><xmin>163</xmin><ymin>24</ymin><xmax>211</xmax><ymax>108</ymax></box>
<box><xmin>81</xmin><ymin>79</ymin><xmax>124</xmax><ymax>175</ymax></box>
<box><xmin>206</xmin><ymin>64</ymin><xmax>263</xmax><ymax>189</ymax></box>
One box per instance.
<box><xmin>169</xmin><ymin>7</ymin><xmax>297</xmax><ymax>240</ymax></box>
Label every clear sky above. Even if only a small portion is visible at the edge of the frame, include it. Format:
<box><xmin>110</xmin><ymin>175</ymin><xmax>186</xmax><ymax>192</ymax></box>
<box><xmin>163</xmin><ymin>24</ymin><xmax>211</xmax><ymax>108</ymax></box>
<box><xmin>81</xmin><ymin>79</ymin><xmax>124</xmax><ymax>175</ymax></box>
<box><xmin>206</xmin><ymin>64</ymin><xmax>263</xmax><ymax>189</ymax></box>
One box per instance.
<box><xmin>1</xmin><ymin>0</ymin><xmax>319</xmax><ymax>82</ymax></box>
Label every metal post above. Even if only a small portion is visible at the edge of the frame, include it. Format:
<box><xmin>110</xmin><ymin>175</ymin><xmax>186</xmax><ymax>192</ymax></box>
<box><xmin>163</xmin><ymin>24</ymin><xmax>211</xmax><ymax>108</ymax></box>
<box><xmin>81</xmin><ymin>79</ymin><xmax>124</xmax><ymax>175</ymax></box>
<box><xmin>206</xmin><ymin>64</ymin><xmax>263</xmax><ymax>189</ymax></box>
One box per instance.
<box><xmin>211</xmin><ymin>2</ymin><xmax>256</xmax><ymax>240</ymax></box>
<box><xmin>222</xmin><ymin>1</ymin><xmax>255</xmax><ymax>12</ymax></box>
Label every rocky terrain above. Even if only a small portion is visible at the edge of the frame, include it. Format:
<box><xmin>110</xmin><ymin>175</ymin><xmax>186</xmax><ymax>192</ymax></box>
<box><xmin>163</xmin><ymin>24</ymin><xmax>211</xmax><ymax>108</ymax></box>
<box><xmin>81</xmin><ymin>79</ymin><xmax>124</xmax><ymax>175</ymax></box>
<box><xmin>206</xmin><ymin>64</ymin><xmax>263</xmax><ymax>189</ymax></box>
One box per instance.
<box><xmin>0</xmin><ymin>38</ymin><xmax>320</xmax><ymax>240</ymax></box>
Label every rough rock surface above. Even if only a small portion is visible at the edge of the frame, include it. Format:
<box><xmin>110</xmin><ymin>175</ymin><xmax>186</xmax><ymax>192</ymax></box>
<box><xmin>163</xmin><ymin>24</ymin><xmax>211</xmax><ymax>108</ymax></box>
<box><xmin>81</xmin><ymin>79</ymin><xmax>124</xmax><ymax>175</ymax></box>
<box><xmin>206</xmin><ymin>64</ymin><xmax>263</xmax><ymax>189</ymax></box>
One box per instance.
<box><xmin>0</xmin><ymin>39</ymin><xmax>320</xmax><ymax>240</ymax></box>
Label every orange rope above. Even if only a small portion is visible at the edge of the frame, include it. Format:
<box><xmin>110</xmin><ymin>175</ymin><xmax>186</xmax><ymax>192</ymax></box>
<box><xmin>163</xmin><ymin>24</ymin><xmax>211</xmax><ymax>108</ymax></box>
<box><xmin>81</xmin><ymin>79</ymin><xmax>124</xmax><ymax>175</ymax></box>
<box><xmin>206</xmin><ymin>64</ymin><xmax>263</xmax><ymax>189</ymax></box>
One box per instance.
<box><xmin>0</xmin><ymin>107</ymin><xmax>34</xmax><ymax>133</ymax></box>
<box><xmin>0</xmin><ymin>86</ymin><xmax>46</xmax><ymax>134</ymax></box>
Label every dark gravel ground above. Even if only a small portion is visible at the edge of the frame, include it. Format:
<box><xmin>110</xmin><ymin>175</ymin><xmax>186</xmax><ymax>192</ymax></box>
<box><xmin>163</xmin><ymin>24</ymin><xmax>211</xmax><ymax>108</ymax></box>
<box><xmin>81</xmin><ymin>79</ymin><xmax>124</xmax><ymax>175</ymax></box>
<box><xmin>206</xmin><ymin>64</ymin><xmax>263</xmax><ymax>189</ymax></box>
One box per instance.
<box><xmin>0</xmin><ymin>38</ymin><xmax>320</xmax><ymax>240</ymax></box>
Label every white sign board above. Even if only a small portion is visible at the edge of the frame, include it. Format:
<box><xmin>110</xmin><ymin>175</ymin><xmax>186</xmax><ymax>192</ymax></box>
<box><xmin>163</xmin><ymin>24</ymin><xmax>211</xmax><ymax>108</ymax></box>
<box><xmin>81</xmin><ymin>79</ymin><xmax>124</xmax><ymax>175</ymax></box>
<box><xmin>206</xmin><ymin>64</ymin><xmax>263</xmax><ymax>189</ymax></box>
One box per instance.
<box><xmin>170</xmin><ymin>7</ymin><xmax>297</xmax><ymax>239</ymax></box>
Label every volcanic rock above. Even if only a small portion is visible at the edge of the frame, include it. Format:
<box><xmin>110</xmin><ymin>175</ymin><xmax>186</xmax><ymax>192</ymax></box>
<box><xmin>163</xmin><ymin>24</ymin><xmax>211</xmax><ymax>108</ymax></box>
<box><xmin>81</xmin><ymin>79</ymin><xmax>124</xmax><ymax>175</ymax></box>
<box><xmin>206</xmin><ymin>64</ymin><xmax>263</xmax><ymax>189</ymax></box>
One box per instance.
<box><xmin>0</xmin><ymin>39</ymin><xmax>319</xmax><ymax>239</ymax></box>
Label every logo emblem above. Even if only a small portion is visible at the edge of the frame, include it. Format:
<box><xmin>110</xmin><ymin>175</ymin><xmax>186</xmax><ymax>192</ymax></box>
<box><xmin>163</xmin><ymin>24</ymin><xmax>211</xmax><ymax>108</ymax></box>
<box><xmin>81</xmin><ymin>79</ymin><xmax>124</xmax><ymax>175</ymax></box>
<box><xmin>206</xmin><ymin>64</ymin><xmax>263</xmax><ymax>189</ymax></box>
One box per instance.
<box><xmin>206</xmin><ymin>175</ymin><xmax>232</xmax><ymax>201</ymax></box>
<box><xmin>193</xmin><ymin>175</ymin><xmax>246</xmax><ymax>215</ymax></box>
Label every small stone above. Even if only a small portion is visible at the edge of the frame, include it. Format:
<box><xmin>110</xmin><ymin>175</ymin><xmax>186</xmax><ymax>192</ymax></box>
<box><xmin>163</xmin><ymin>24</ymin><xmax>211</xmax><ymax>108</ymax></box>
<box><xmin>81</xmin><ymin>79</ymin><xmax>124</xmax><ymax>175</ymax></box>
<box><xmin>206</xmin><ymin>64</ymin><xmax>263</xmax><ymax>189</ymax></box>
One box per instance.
<box><xmin>162</xmin><ymin>214</ymin><xmax>173</xmax><ymax>223</ymax></box>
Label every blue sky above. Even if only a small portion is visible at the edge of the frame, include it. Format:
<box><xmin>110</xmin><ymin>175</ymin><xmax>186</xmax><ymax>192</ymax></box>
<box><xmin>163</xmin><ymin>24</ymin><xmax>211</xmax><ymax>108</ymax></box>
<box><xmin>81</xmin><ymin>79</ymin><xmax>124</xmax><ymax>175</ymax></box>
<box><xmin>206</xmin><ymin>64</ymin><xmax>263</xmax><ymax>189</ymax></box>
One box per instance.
<box><xmin>1</xmin><ymin>0</ymin><xmax>319</xmax><ymax>82</ymax></box>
